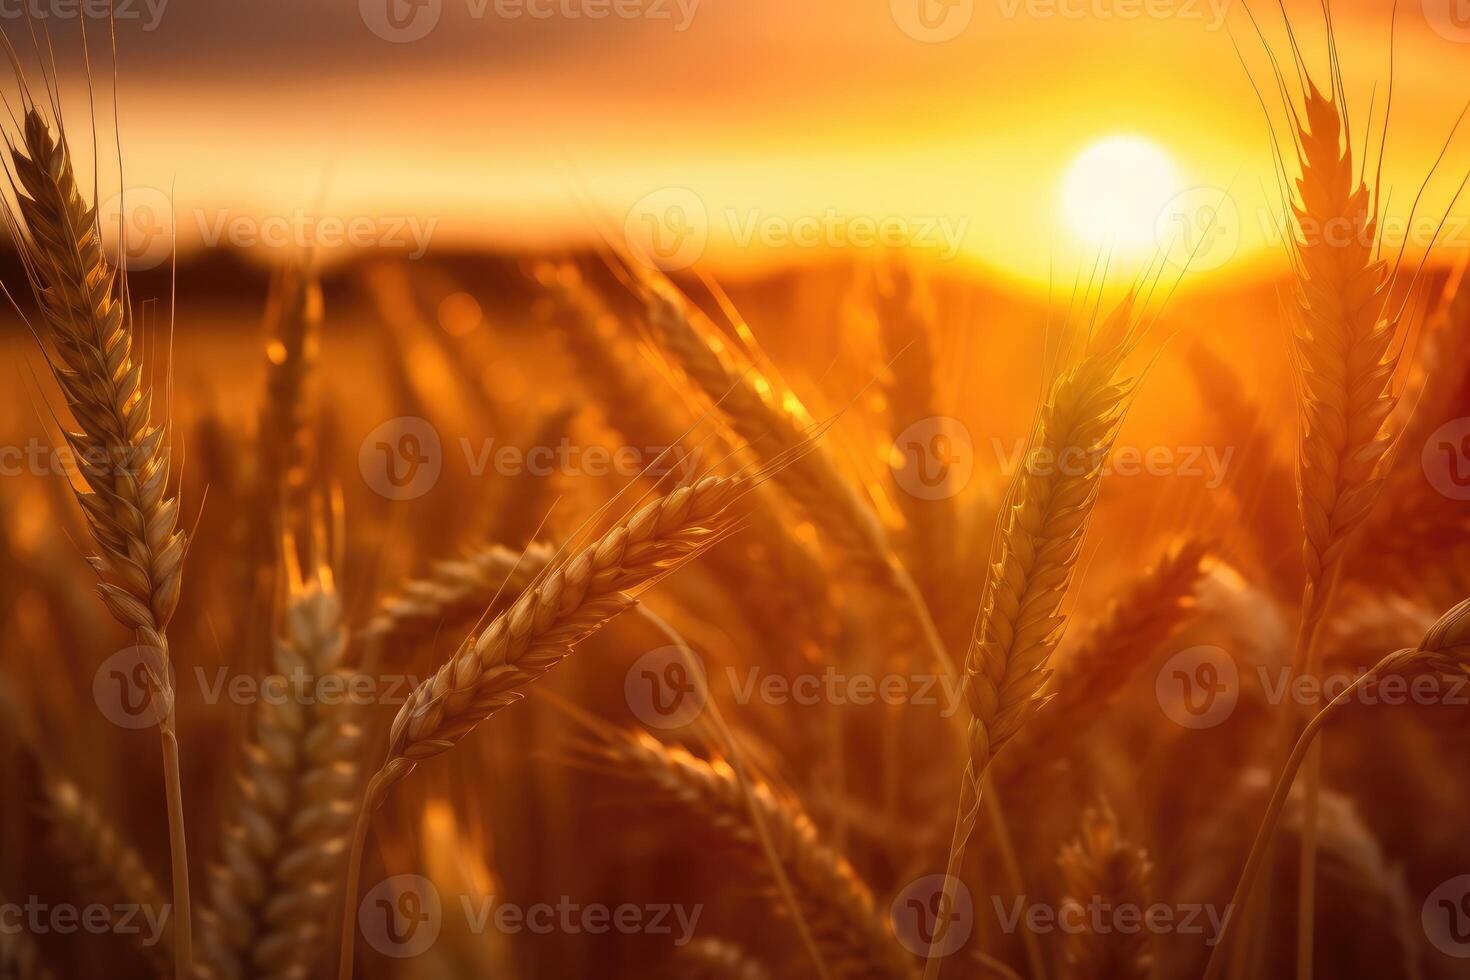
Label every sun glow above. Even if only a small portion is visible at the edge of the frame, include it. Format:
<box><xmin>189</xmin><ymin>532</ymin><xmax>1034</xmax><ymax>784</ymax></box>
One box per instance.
<box><xmin>1061</xmin><ymin>136</ymin><xmax>1180</xmax><ymax>252</ymax></box>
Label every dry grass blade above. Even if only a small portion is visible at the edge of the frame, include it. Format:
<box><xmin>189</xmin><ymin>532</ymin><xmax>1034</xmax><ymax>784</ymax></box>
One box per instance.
<box><xmin>196</xmin><ymin>555</ymin><xmax>361</xmax><ymax>980</ymax></box>
<box><xmin>363</xmin><ymin>540</ymin><xmax>556</xmax><ymax>651</ymax></box>
<box><xmin>1006</xmin><ymin>539</ymin><xmax>1211</xmax><ymax>772</ymax></box>
<box><xmin>1057</xmin><ymin>801</ymin><xmax>1155</xmax><ymax>980</ymax></box>
<box><xmin>3</xmin><ymin>105</ymin><xmax>193</xmax><ymax>979</ymax></box>
<box><xmin>593</xmin><ymin>732</ymin><xmax>915</xmax><ymax>980</ymax></box>
<box><xmin>42</xmin><ymin>778</ymin><xmax>173</xmax><ymax>974</ymax></box>
<box><xmin>926</xmin><ymin>296</ymin><xmax>1136</xmax><ymax>979</ymax></box>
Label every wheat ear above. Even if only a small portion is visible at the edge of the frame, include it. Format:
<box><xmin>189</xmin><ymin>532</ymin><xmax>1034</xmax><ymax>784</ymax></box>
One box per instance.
<box><xmin>1057</xmin><ymin>801</ymin><xmax>1155</xmax><ymax>980</ymax></box>
<box><xmin>363</xmin><ymin>540</ymin><xmax>556</xmax><ymax>650</ymax></box>
<box><xmin>594</xmin><ymin>732</ymin><xmax>915</xmax><ymax>980</ymax></box>
<box><xmin>924</xmin><ymin>297</ymin><xmax>1136</xmax><ymax>980</ymax></box>
<box><xmin>1203</xmin><ymin>595</ymin><xmax>1470</xmax><ymax>980</ymax></box>
<box><xmin>640</xmin><ymin>272</ymin><xmax>952</xmax><ymax>679</ymax></box>
<box><xmin>3</xmin><ymin>105</ymin><xmax>193</xmax><ymax>980</ymax></box>
<box><xmin>1283</xmin><ymin>80</ymin><xmax>1410</xmax><ymax>975</ymax></box>
<box><xmin>1006</xmin><ymin>539</ymin><xmax>1211</xmax><ymax>772</ymax></box>
<box><xmin>196</xmin><ymin>555</ymin><xmax>360</xmax><ymax>980</ymax></box>
<box><xmin>337</xmin><ymin>475</ymin><xmax>750</xmax><ymax>979</ymax></box>
<box><xmin>42</xmin><ymin>778</ymin><xmax>173</xmax><ymax>974</ymax></box>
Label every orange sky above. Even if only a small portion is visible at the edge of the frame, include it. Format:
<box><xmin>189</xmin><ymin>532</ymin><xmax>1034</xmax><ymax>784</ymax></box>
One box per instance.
<box><xmin>33</xmin><ymin>0</ymin><xmax>1470</xmax><ymax>289</ymax></box>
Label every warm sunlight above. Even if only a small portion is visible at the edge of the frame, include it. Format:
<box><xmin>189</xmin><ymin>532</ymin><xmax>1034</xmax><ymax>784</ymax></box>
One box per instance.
<box><xmin>1061</xmin><ymin>136</ymin><xmax>1180</xmax><ymax>252</ymax></box>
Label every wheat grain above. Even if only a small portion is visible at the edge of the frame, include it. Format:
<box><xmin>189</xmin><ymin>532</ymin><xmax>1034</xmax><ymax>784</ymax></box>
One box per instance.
<box><xmin>593</xmin><ymin>732</ymin><xmax>915</xmax><ymax>980</ymax></box>
<box><xmin>1057</xmin><ymin>801</ymin><xmax>1154</xmax><ymax>980</ymax></box>
<box><xmin>257</xmin><ymin>265</ymin><xmax>323</xmax><ymax>536</ymax></box>
<box><xmin>42</xmin><ymin>778</ymin><xmax>172</xmax><ymax>975</ymax></box>
<box><xmin>3</xmin><ymin>104</ymin><xmax>194</xmax><ymax>980</ymax></box>
<box><xmin>675</xmin><ymin>938</ymin><xmax>771</xmax><ymax>980</ymax></box>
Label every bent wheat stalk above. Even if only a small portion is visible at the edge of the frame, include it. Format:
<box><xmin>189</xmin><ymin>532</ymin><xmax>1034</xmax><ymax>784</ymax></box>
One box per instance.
<box><xmin>1203</xmin><ymin>596</ymin><xmax>1470</xmax><ymax>980</ymax></box>
<box><xmin>337</xmin><ymin>475</ymin><xmax>750</xmax><ymax>979</ymax></box>
<box><xmin>924</xmin><ymin>297</ymin><xmax>1136</xmax><ymax>980</ymax></box>
<box><xmin>2</xmin><ymin>106</ymin><xmax>193</xmax><ymax>980</ymax></box>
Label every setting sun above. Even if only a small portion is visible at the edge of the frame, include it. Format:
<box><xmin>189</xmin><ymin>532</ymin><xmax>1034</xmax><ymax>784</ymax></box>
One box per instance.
<box><xmin>1061</xmin><ymin>135</ymin><xmax>1180</xmax><ymax>252</ymax></box>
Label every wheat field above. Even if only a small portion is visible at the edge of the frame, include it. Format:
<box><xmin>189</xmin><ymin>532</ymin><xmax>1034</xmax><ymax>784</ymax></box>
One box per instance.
<box><xmin>0</xmin><ymin>5</ymin><xmax>1469</xmax><ymax>980</ymax></box>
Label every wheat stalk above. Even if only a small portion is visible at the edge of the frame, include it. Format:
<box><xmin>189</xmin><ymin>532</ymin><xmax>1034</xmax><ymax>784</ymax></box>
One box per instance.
<box><xmin>196</xmin><ymin>555</ymin><xmax>360</xmax><ymax>980</ymax></box>
<box><xmin>592</xmin><ymin>731</ymin><xmax>915</xmax><ymax>980</ymax></box>
<box><xmin>1203</xmin><ymin>594</ymin><xmax>1470</xmax><ymax>980</ymax></box>
<box><xmin>337</xmin><ymin>475</ymin><xmax>751</xmax><ymax>978</ymax></box>
<box><xmin>3</xmin><ymin>104</ymin><xmax>193</xmax><ymax>980</ymax></box>
<box><xmin>363</xmin><ymin>540</ymin><xmax>556</xmax><ymax>651</ymax></box>
<box><xmin>924</xmin><ymin>296</ymin><xmax>1136</xmax><ymax>980</ymax></box>
<box><xmin>1057</xmin><ymin>801</ymin><xmax>1155</xmax><ymax>980</ymax></box>
<box><xmin>42</xmin><ymin>777</ymin><xmax>173</xmax><ymax>974</ymax></box>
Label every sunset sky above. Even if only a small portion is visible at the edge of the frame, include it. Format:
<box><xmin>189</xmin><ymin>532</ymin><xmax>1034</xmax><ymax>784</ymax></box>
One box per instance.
<box><xmin>35</xmin><ymin>0</ymin><xmax>1470</xmax><ymax>288</ymax></box>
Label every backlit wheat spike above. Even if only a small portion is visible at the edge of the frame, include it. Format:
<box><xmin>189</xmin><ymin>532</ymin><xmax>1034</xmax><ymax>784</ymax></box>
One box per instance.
<box><xmin>4</xmin><ymin>104</ymin><xmax>194</xmax><ymax>980</ymax></box>
<box><xmin>1057</xmin><ymin>802</ymin><xmax>1155</xmax><ymax>980</ymax></box>
<box><xmin>596</xmin><ymin>732</ymin><xmax>916</xmax><ymax>980</ymax></box>
<box><xmin>964</xmin><ymin>298</ymin><xmax>1134</xmax><ymax>781</ymax></box>
<box><xmin>1007</xmin><ymin>539</ymin><xmax>1211</xmax><ymax>769</ymax></box>
<box><xmin>1289</xmin><ymin>83</ymin><xmax>1404</xmax><ymax>643</ymax></box>
<box><xmin>676</xmin><ymin>938</ymin><xmax>772</xmax><ymax>980</ymax></box>
<box><xmin>371</xmin><ymin>475</ymin><xmax>749</xmax><ymax>795</ymax></box>
<box><xmin>0</xmin><ymin>895</ymin><xmax>54</xmax><ymax>980</ymax></box>
<box><xmin>876</xmin><ymin>266</ymin><xmax>956</xmax><ymax>609</ymax></box>
<box><xmin>364</xmin><ymin>540</ymin><xmax>556</xmax><ymax>650</ymax></box>
<box><xmin>926</xmin><ymin>297</ymin><xmax>1135</xmax><ymax>980</ymax></box>
<box><xmin>257</xmin><ymin>265</ymin><xmax>323</xmax><ymax>535</ymax></box>
<box><xmin>43</xmin><ymin>778</ymin><xmax>173</xmax><ymax>975</ymax></box>
<box><xmin>196</xmin><ymin>557</ymin><xmax>360</xmax><ymax>980</ymax></box>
